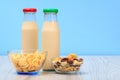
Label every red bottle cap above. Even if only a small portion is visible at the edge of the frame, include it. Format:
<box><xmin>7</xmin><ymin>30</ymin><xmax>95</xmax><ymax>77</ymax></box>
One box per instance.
<box><xmin>23</xmin><ymin>8</ymin><xmax>37</xmax><ymax>12</ymax></box>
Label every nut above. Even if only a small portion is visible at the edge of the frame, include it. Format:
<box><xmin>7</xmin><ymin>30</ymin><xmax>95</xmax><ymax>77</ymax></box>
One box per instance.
<box><xmin>68</xmin><ymin>54</ymin><xmax>77</xmax><ymax>59</ymax></box>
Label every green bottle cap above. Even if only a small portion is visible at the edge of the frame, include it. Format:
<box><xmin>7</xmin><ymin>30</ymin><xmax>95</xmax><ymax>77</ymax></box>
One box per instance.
<box><xmin>43</xmin><ymin>8</ymin><xmax>58</xmax><ymax>13</ymax></box>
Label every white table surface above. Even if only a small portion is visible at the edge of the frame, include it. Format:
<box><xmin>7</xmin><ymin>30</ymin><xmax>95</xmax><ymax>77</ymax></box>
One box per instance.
<box><xmin>0</xmin><ymin>56</ymin><xmax>120</xmax><ymax>80</ymax></box>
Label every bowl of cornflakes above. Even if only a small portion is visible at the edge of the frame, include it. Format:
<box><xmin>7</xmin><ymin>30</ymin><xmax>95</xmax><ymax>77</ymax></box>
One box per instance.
<box><xmin>8</xmin><ymin>50</ymin><xmax>47</xmax><ymax>75</ymax></box>
<box><xmin>52</xmin><ymin>54</ymin><xmax>83</xmax><ymax>73</ymax></box>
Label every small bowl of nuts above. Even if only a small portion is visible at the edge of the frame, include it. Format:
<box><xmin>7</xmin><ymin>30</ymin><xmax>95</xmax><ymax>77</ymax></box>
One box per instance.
<box><xmin>8</xmin><ymin>50</ymin><xmax>47</xmax><ymax>75</ymax></box>
<box><xmin>52</xmin><ymin>54</ymin><xmax>83</xmax><ymax>73</ymax></box>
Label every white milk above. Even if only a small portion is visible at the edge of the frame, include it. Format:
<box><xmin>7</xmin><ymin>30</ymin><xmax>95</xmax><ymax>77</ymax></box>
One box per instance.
<box><xmin>22</xmin><ymin>21</ymin><xmax>38</xmax><ymax>52</ymax></box>
<box><xmin>42</xmin><ymin>21</ymin><xmax>60</xmax><ymax>70</ymax></box>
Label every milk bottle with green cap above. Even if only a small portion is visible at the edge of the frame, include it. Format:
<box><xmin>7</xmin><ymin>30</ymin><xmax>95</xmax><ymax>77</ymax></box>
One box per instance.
<box><xmin>42</xmin><ymin>9</ymin><xmax>60</xmax><ymax>70</ymax></box>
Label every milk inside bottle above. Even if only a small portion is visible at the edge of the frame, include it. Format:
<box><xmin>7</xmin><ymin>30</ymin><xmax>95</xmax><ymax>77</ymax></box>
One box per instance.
<box><xmin>22</xmin><ymin>8</ymin><xmax>38</xmax><ymax>52</ymax></box>
<box><xmin>42</xmin><ymin>9</ymin><xmax>60</xmax><ymax>70</ymax></box>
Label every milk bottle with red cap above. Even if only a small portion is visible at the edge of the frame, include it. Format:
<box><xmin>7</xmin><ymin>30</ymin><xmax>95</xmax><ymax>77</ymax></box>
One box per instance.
<box><xmin>22</xmin><ymin>8</ymin><xmax>38</xmax><ymax>52</ymax></box>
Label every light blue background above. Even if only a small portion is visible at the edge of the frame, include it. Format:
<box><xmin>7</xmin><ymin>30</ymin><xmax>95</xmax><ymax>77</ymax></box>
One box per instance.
<box><xmin>0</xmin><ymin>0</ymin><xmax>120</xmax><ymax>55</ymax></box>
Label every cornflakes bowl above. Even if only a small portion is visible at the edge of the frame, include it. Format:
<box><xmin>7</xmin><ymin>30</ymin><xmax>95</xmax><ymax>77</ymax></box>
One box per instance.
<box><xmin>52</xmin><ymin>54</ymin><xmax>83</xmax><ymax>73</ymax></box>
<box><xmin>8</xmin><ymin>50</ymin><xmax>47</xmax><ymax>75</ymax></box>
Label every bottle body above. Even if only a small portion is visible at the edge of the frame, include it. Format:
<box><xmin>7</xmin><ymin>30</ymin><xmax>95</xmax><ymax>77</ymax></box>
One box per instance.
<box><xmin>22</xmin><ymin>21</ymin><xmax>38</xmax><ymax>51</ymax></box>
<box><xmin>22</xmin><ymin>8</ymin><xmax>38</xmax><ymax>52</ymax></box>
<box><xmin>42</xmin><ymin>21</ymin><xmax>60</xmax><ymax>70</ymax></box>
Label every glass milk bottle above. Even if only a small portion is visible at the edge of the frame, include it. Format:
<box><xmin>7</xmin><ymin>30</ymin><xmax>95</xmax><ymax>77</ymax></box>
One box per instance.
<box><xmin>22</xmin><ymin>8</ymin><xmax>38</xmax><ymax>52</ymax></box>
<box><xmin>42</xmin><ymin>9</ymin><xmax>60</xmax><ymax>70</ymax></box>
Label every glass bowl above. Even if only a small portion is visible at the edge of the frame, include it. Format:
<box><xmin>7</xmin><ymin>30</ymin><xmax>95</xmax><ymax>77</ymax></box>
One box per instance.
<box><xmin>52</xmin><ymin>56</ymin><xmax>83</xmax><ymax>74</ymax></box>
<box><xmin>8</xmin><ymin>50</ymin><xmax>47</xmax><ymax>75</ymax></box>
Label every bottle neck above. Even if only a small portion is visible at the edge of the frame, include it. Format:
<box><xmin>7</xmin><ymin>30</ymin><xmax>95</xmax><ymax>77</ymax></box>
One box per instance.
<box><xmin>44</xmin><ymin>13</ymin><xmax>57</xmax><ymax>22</ymax></box>
<box><xmin>24</xmin><ymin>12</ymin><xmax>36</xmax><ymax>21</ymax></box>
